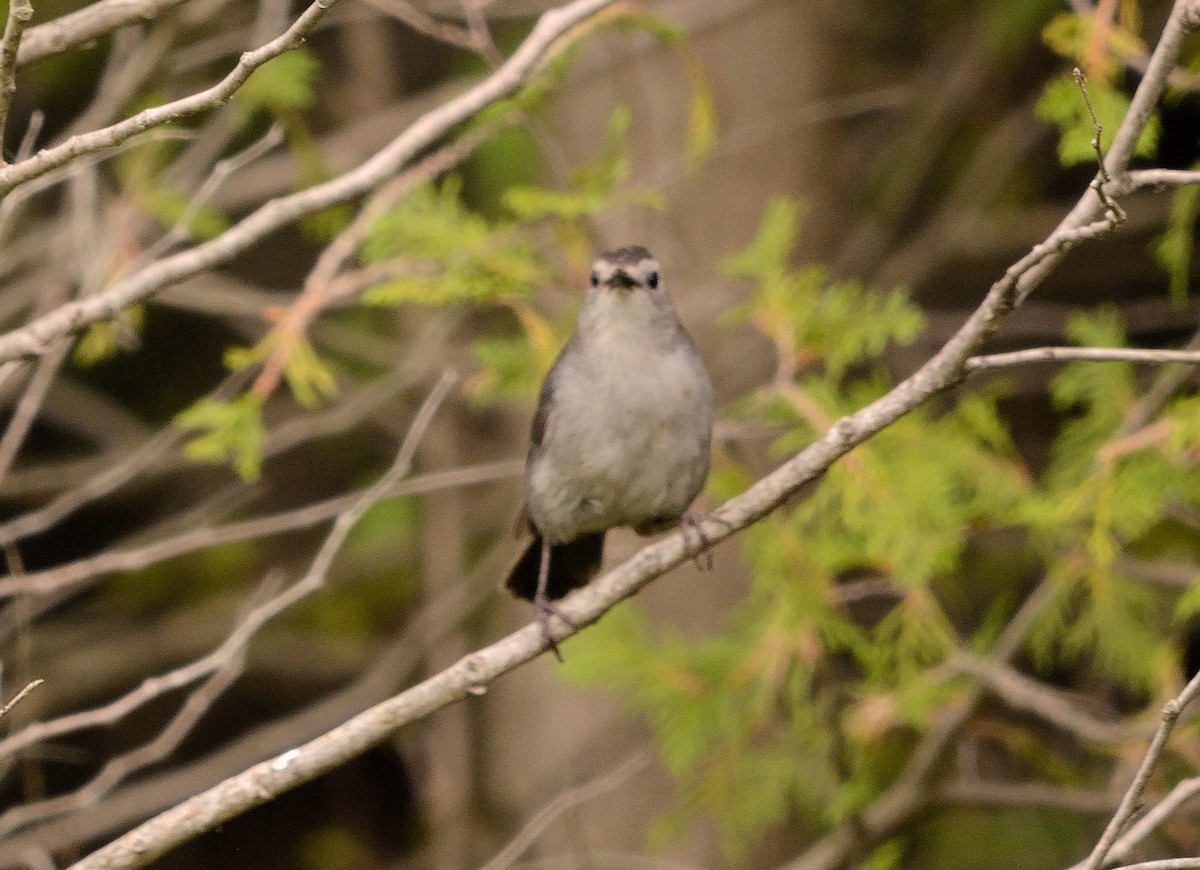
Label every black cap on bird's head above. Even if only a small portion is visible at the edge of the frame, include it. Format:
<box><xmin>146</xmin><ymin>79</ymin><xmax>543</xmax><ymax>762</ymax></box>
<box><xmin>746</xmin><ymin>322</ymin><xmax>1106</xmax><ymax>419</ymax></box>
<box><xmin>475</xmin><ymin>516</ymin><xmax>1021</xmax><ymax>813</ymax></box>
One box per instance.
<box><xmin>590</xmin><ymin>246</ymin><xmax>661</xmax><ymax>292</ymax></box>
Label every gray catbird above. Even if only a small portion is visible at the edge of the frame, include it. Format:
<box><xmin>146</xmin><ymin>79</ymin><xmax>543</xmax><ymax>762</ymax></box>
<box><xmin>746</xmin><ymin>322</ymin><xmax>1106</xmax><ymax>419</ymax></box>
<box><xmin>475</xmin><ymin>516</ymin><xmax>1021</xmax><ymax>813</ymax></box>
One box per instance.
<box><xmin>505</xmin><ymin>246</ymin><xmax>715</xmax><ymax>658</ymax></box>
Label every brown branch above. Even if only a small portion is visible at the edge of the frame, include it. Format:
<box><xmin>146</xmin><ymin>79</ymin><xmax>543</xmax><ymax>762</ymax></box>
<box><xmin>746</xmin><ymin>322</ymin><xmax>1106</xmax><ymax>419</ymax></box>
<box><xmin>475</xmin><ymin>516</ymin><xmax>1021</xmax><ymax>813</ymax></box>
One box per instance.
<box><xmin>0</xmin><ymin>0</ymin><xmax>338</xmax><ymax>201</ymax></box>
<box><xmin>939</xmin><ymin>779</ymin><xmax>1120</xmax><ymax>814</ymax></box>
<box><xmin>965</xmin><ymin>347</ymin><xmax>1200</xmax><ymax>372</ymax></box>
<box><xmin>16</xmin><ymin>0</ymin><xmax>189</xmax><ymax>66</ymax></box>
<box><xmin>1073</xmin><ymin>669</ymin><xmax>1200</xmax><ymax>870</ymax></box>
<box><xmin>0</xmin><ymin>457</ymin><xmax>521</xmax><ymax>613</ymax></box>
<box><xmin>0</xmin><ymin>538</ymin><xmax>495</xmax><ymax>861</ymax></box>
<box><xmin>0</xmin><ymin>679</ymin><xmax>42</xmax><ymax>722</ymax></box>
<box><xmin>1104</xmin><ymin>777</ymin><xmax>1200</xmax><ymax>867</ymax></box>
<box><xmin>478</xmin><ymin>753</ymin><xmax>652</xmax><ymax>870</ymax></box>
<box><xmin>0</xmin><ymin>0</ymin><xmax>33</xmax><ymax>159</ymax></box>
<box><xmin>0</xmin><ymin>643</ymin><xmax>247</xmax><ymax>836</ymax></box>
<box><xmin>952</xmin><ymin>653</ymin><xmax>1150</xmax><ymax>744</ymax></box>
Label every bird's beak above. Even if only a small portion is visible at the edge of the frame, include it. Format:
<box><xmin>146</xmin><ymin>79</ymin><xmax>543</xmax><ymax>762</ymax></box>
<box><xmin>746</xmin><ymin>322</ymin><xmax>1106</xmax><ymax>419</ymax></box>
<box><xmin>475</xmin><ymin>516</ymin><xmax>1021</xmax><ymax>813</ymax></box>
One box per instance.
<box><xmin>607</xmin><ymin>270</ymin><xmax>638</xmax><ymax>291</ymax></box>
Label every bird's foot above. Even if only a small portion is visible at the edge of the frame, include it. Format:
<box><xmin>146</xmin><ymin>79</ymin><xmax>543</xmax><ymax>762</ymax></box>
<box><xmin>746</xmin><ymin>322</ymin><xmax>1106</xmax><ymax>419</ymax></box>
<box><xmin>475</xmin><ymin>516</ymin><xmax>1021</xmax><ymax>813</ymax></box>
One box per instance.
<box><xmin>680</xmin><ymin>510</ymin><xmax>732</xmax><ymax>572</ymax></box>
<box><xmin>534</xmin><ymin>593</ymin><xmax>577</xmax><ymax>663</ymax></box>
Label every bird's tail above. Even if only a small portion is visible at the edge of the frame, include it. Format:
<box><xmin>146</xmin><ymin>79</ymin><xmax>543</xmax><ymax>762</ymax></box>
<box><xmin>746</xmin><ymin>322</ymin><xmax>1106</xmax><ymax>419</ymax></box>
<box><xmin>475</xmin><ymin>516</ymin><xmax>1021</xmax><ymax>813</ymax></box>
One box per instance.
<box><xmin>504</xmin><ymin>533</ymin><xmax>605</xmax><ymax>601</ymax></box>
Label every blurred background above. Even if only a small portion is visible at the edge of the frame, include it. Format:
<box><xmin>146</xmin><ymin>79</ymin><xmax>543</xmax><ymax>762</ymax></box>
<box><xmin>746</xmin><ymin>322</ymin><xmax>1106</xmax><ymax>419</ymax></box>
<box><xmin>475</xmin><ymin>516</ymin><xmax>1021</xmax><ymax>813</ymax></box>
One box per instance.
<box><xmin>2</xmin><ymin>0</ymin><xmax>1200</xmax><ymax>868</ymax></box>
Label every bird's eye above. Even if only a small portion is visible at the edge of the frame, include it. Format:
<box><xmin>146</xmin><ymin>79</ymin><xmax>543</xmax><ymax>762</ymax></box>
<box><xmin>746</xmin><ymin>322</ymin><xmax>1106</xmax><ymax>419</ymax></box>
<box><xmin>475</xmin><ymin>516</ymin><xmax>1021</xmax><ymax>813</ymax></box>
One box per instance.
<box><xmin>647</xmin><ymin>271</ymin><xmax>660</xmax><ymax>289</ymax></box>
<box><xmin>590</xmin><ymin>271</ymin><xmax>599</xmax><ymax>287</ymax></box>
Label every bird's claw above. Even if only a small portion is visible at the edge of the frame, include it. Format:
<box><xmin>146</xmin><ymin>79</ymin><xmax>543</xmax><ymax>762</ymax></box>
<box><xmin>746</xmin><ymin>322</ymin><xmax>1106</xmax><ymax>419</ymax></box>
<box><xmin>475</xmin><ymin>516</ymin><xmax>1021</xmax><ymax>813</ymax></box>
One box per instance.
<box><xmin>681</xmin><ymin>511</ymin><xmax>732</xmax><ymax>571</ymax></box>
<box><xmin>534</xmin><ymin>594</ymin><xmax>576</xmax><ymax>662</ymax></box>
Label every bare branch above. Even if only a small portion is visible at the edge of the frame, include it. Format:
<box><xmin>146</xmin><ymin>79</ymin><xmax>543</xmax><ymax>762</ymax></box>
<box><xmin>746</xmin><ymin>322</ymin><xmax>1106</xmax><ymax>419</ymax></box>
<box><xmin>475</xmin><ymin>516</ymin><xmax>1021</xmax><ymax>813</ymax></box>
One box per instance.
<box><xmin>1073</xmin><ymin>669</ymin><xmax>1200</xmax><ymax>870</ymax></box>
<box><xmin>0</xmin><ymin>0</ymin><xmax>336</xmax><ymax>202</ymax></box>
<box><xmin>965</xmin><ymin>347</ymin><xmax>1200</xmax><ymax>373</ymax></box>
<box><xmin>16</xmin><ymin>0</ymin><xmax>189</xmax><ymax>66</ymax></box>
<box><xmin>362</xmin><ymin>0</ymin><xmax>477</xmax><ymax>50</ymax></box>
<box><xmin>1117</xmin><ymin>326</ymin><xmax>1200</xmax><ymax>437</ymax></box>
<box><xmin>0</xmin><ymin>0</ymin><xmax>33</xmax><ymax>157</ymax></box>
<box><xmin>0</xmin><ymin>539</ymin><xmax>497</xmax><ymax>861</ymax></box>
<box><xmin>952</xmin><ymin>653</ymin><xmax>1149</xmax><ymax>744</ymax></box>
<box><xmin>138</xmin><ymin>123</ymin><xmax>286</xmax><ymax>263</ymax></box>
<box><xmin>478</xmin><ymin>753</ymin><xmax>651</xmax><ymax>870</ymax></box>
<box><xmin>1105</xmin><ymin>777</ymin><xmax>1200</xmax><ymax>867</ymax></box>
<box><xmin>939</xmin><ymin>779</ymin><xmax>1119</xmax><ymax>814</ymax></box>
<box><xmin>0</xmin><ymin>646</ymin><xmax>247</xmax><ymax>835</ymax></box>
<box><xmin>0</xmin><ymin>678</ymin><xmax>42</xmax><ymax>721</ymax></box>
<box><xmin>1112</xmin><ymin>168</ymin><xmax>1200</xmax><ymax>194</ymax></box>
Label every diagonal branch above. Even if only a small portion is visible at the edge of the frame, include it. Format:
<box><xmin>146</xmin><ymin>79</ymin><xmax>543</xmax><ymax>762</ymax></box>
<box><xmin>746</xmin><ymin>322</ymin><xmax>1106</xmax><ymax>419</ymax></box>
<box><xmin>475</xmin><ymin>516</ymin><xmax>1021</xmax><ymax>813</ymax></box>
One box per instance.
<box><xmin>1073</xmin><ymin>669</ymin><xmax>1200</xmax><ymax>870</ymax></box>
<box><xmin>16</xmin><ymin>0</ymin><xmax>190</xmax><ymax>67</ymax></box>
<box><xmin>0</xmin><ymin>0</ymin><xmax>339</xmax><ymax>200</ymax></box>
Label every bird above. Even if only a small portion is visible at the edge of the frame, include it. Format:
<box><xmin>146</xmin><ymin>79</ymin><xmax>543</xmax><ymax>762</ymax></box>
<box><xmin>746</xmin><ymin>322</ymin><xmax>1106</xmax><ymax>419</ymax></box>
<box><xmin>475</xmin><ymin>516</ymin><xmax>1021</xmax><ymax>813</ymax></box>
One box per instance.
<box><xmin>505</xmin><ymin>245</ymin><xmax>715</xmax><ymax>659</ymax></box>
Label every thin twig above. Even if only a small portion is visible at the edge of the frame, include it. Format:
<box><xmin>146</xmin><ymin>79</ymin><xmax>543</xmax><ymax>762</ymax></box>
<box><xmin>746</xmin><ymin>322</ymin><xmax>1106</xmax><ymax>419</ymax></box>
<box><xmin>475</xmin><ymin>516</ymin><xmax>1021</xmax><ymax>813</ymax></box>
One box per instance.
<box><xmin>0</xmin><ymin>0</ymin><xmax>33</xmax><ymax>161</ymax></box>
<box><xmin>952</xmin><ymin>653</ymin><xmax>1149</xmax><ymax>744</ymax></box>
<box><xmin>0</xmin><ymin>679</ymin><xmax>42</xmax><ymax>721</ymax></box>
<box><xmin>939</xmin><ymin>779</ymin><xmax>1120</xmax><ymax>814</ymax></box>
<box><xmin>0</xmin><ymin>535</ymin><xmax>499</xmax><ymax>861</ymax></box>
<box><xmin>0</xmin><ymin>650</ymin><xmax>246</xmax><ymax>835</ymax></box>
<box><xmin>1117</xmin><ymin>326</ymin><xmax>1200</xmax><ymax>438</ymax></box>
<box><xmin>138</xmin><ymin>123</ymin><xmax>285</xmax><ymax>263</ymax></box>
<box><xmin>0</xmin><ymin>458</ymin><xmax>520</xmax><ymax>601</ymax></box>
<box><xmin>1104</xmin><ymin>777</ymin><xmax>1200</xmax><ymax>867</ymax></box>
<box><xmin>361</xmin><ymin>0</ymin><xmax>477</xmax><ymax>49</ymax></box>
<box><xmin>0</xmin><ymin>0</ymin><xmax>339</xmax><ymax>201</ymax></box>
<box><xmin>1074</xmin><ymin>669</ymin><xmax>1200</xmax><ymax>870</ymax></box>
<box><xmin>478</xmin><ymin>754</ymin><xmax>651</xmax><ymax>870</ymax></box>
<box><xmin>965</xmin><ymin>346</ymin><xmax>1200</xmax><ymax>372</ymax></box>
<box><xmin>16</xmin><ymin>0</ymin><xmax>189</xmax><ymax>66</ymax></box>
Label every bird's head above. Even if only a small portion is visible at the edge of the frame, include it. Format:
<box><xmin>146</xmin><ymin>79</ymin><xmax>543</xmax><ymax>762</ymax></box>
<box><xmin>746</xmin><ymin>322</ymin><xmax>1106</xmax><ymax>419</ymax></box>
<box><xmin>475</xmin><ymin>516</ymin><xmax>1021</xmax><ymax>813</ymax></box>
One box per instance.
<box><xmin>589</xmin><ymin>246</ymin><xmax>661</xmax><ymax>295</ymax></box>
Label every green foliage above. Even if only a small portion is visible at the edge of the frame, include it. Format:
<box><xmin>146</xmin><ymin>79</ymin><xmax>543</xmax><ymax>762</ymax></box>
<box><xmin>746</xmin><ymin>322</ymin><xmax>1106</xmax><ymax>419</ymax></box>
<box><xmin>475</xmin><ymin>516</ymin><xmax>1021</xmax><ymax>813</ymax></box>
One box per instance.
<box><xmin>362</xmin><ymin>178</ymin><xmax>548</xmax><ymax>306</ymax></box>
<box><xmin>563</xmin><ymin>192</ymin><xmax>1200</xmax><ymax>857</ymax></box>
<box><xmin>722</xmin><ymin>197</ymin><xmax>924</xmax><ymax>381</ymax></box>
<box><xmin>469</xmin><ymin>331</ymin><xmax>545</xmax><ymax>404</ymax></box>
<box><xmin>232</xmin><ymin>48</ymin><xmax>350</xmax><ymax>239</ymax></box>
<box><xmin>1154</xmin><ymin>171</ymin><xmax>1200</xmax><ymax>304</ymax></box>
<box><xmin>1036</xmin><ymin>71</ymin><xmax>1159</xmax><ymax>166</ymax></box>
<box><xmin>226</xmin><ymin>334</ymin><xmax>337</xmax><ymax>408</ymax></box>
<box><xmin>74</xmin><ymin>305</ymin><xmax>145</xmax><ymax>366</ymax></box>
<box><xmin>233</xmin><ymin>49</ymin><xmax>320</xmax><ymax>116</ymax></box>
<box><xmin>983</xmin><ymin>0</ymin><xmax>1059</xmax><ymax>59</ymax></box>
<box><xmin>504</xmin><ymin>107</ymin><xmax>666</xmax><ymax>220</ymax></box>
<box><xmin>176</xmin><ymin>394</ymin><xmax>267</xmax><ymax>481</ymax></box>
<box><xmin>114</xmin><ymin>131</ymin><xmax>230</xmax><ymax>242</ymax></box>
